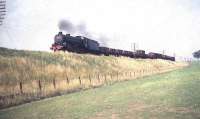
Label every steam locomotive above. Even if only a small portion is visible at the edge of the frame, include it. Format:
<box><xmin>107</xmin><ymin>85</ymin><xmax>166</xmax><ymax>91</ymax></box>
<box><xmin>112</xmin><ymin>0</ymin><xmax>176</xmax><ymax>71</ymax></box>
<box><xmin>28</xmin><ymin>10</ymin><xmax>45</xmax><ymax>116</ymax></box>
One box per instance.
<box><xmin>50</xmin><ymin>32</ymin><xmax>175</xmax><ymax>61</ymax></box>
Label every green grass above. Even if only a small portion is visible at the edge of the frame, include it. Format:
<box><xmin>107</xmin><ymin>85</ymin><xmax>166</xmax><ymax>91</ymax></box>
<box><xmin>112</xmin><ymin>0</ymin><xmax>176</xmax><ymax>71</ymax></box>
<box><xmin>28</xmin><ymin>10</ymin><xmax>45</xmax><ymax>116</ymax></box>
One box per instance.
<box><xmin>0</xmin><ymin>62</ymin><xmax>199</xmax><ymax>119</ymax></box>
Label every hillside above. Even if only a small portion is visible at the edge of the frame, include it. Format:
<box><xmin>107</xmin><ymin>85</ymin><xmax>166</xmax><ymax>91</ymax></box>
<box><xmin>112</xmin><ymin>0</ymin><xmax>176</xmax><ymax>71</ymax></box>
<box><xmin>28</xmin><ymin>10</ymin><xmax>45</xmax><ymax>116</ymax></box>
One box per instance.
<box><xmin>0</xmin><ymin>47</ymin><xmax>187</xmax><ymax>108</ymax></box>
<box><xmin>0</xmin><ymin>47</ymin><xmax>187</xmax><ymax>83</ymax></box>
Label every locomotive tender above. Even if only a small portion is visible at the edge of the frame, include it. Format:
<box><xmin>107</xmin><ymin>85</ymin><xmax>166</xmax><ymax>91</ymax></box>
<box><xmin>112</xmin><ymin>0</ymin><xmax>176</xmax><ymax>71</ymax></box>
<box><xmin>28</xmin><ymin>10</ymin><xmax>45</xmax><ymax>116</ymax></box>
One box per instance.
<box><xmin>50</xmin><ymin>32</ymin><xmax>175</xmax><ymax>61</ymax></box>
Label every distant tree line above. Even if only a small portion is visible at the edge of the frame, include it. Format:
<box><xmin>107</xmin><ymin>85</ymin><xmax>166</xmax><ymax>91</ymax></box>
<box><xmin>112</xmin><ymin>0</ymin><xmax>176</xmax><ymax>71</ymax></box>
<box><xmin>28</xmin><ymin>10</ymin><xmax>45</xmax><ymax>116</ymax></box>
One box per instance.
<box><xmin>193</xmin><ymin>50</ymin><xmax>200</xmax><ymax>59</ymax></box>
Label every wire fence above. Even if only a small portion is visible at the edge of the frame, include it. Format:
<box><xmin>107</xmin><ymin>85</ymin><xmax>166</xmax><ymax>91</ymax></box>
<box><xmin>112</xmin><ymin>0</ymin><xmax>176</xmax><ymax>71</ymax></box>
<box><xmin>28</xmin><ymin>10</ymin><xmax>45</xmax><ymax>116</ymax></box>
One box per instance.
<box><xmin>0</xmin><ymin>65</ymin><xmax>184</xmax><ymax>109</ymax></box>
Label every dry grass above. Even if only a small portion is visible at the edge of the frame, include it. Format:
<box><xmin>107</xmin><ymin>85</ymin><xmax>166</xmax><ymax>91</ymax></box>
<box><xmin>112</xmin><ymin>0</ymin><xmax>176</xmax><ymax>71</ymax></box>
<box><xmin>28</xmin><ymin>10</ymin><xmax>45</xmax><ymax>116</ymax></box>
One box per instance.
<box><xmin>0</xmin><ymin>47</ymin><xmax>188</xmax><ymax>109</ymax></box>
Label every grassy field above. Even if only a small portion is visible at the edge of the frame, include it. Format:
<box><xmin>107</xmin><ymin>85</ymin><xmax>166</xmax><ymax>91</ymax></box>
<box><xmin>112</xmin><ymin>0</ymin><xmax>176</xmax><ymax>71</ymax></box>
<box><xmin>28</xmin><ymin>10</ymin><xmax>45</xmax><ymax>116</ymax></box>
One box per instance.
<box><xmin>0</xmin><ymin>62</ymin><xmax>199</xmax><ymax>119</ymax></box>
<box><xmin>0</xmin><ymin>47</ymin><xmax>187</xmax><ymax>108</ymax></box>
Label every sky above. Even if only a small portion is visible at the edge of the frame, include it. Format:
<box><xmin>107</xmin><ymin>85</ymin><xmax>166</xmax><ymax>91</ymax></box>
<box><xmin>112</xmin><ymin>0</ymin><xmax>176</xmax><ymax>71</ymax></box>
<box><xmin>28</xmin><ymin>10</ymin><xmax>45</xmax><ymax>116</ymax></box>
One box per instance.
<box><xmin>0</xmin><ymin>0</ymin><xmax>200</xmax><ymax>59</ymax></box>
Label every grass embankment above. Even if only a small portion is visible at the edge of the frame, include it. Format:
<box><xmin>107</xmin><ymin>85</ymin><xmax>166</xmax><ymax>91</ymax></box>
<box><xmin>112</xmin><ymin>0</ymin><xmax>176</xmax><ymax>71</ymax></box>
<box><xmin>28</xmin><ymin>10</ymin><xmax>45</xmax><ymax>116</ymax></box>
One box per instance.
<box><xmin>0</xmin><ymin>47</ymin><xmax>187</xmax><ymax>108</ymax></box>
<box><xmin>0</xmin><ymin>62</ymin><xmax>199</xmax><ymax>119</ymax></box>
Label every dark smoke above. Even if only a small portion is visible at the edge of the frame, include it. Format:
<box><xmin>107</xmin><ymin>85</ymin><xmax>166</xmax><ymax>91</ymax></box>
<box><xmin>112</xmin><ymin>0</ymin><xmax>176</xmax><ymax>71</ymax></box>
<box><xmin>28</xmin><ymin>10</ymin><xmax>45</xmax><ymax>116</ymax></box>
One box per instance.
<box><xmin>58</xmin><ymin>20</ymin><xmax>93</xmax><ymax>37</ymax></box>
<box><xmin>58</xmin><ymin>20</ymin><xmax>76</xmax><ymax>34</ymax></box>
<box><xmin>58</xmin><ymin>19</ymin><xmax>109</xmax><ymax>47</ymax></box>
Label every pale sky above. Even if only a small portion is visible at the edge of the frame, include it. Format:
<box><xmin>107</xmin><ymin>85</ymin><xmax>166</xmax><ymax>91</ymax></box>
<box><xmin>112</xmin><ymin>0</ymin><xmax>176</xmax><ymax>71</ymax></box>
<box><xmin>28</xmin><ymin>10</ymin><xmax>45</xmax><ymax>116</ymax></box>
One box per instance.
<box><xmin>0</xmin><ymin>0</ymin><xmax>200</xmax><ymax>58</ymax></box>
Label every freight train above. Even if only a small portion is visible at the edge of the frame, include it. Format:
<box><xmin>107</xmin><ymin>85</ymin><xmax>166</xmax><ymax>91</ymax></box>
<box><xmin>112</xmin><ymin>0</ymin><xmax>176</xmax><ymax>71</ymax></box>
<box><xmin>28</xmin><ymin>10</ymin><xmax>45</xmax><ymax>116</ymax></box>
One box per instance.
<box><xmin>50</xmin><ymin>32</ymin><xmax>175</xmax><ymax>61</ymax></box>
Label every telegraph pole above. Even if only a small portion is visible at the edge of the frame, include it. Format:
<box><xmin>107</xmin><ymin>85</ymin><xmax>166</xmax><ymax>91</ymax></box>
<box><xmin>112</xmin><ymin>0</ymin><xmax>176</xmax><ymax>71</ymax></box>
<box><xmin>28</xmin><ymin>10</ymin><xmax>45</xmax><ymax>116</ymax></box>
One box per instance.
<box><xmin>131</xmin><ymin>43</ymin><xmax>137</xmax><ymax>52</ymax></box>
<box><xmin>0</xmin><ymin>0</ymin><xmax>6</xmax><ymax>26</ymax></box>
<box><xmin>162</xmin><ymin>50</ymin><xmax>165</xmax><ymax>55</ymax></box>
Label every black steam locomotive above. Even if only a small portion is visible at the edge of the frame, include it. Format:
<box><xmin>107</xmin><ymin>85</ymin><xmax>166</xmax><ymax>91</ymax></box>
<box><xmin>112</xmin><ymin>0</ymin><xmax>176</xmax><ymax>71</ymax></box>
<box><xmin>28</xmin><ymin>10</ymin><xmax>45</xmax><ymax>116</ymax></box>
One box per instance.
<box><xmin>50</xmin><ymin>32</ymin><xmax>175</xmax><ymax>61</ymax></box>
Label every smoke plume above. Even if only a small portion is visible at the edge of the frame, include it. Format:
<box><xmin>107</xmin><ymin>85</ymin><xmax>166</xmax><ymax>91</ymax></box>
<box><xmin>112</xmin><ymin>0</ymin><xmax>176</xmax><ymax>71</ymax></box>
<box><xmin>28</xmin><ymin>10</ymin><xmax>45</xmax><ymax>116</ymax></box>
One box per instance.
<box><xmin>58</xmin><ymin>19</ymin><xmax>109</xmax><ymax>47</ymax></box>
<box><xmin>58</xmin><ymin>20</ymin><xmax>76</xmax><ymax>34</ymax></box>
<box><xmin>58</xmin><ymin>20</ymin><xmax>90</xmax><ymax>36</ymax></box>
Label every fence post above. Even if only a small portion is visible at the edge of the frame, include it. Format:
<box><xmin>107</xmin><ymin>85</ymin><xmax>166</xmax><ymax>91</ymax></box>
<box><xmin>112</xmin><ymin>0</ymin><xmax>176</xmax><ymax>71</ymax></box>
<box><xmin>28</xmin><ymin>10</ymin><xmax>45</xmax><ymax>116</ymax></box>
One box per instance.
<box><xmin>104</xmin><ymin>74</ymin><xmax>107</xmax><ymax>84</ymax></box>
<box><xmin>97</xmin><ymin>74</ymin><xmax>100</xmax><ymax>83</ymax></box>
<box><xmin>122</xmin><ymin>73</ymin><xmax>124</xmax><ymax>80</ymax></box>
<box><xmin>89</xmin><ymin>74</ymin><xmax>91</xmax><ymax>85</ymax></box>
<box><xmin>142</xmin><ymin>69</ymin><xmax>144</xmax><ymax>76</ymax></box>
<box><xmin>53</xmin><ymin>79</ymin><xmax>56</xmax><ymax>89</ymax></box>
<box><xmin>19</xmin><ymin>81</ymin><xmax>23</xmax><ymax>94</ymax></box>
<box><xmin>79</xmin><ymin>76</ymin><xmax>81</xmax><ymax>85</ymax></box>
<box><xmin>66</xmin><ymin>76</ymin><xmax>69</xmax><ymax>84</ymax></box>
<box><xmin>124</xmin><ymin>72</ymin><xmax>127</xmax><ymax>80</ymax></box>
<box><xmin>38</xmin><ymin>80</ymin><xmax>42</xmax><ymax>92</ymax></box>
<box><xmin>117</xmin><ymin>72</ymin><xmax>119</xmax><ymax>81</ymax></box>
<box><xmin>143</xmin><ymin>70</ymin><xmax>145</xmax><ymax>75</ymax></box>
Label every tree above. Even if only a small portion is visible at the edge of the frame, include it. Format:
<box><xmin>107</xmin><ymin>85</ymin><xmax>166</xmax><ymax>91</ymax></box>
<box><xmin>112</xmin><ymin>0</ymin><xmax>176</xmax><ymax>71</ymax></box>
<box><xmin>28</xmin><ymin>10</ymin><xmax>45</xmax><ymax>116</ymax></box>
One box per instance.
<box><xmin>193</xmin><ymin>50</ymin><xmax>200</xmax><ymax>59</ymax></box>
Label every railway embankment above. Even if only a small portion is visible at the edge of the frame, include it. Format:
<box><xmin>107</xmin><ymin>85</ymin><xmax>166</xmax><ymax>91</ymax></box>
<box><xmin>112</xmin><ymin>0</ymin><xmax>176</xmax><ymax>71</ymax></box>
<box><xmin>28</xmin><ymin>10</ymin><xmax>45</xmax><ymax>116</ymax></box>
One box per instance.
<box><xmin>0</xmin><ymin>47</ymin><xmax>188</xmax><ymax>109</ymax></box>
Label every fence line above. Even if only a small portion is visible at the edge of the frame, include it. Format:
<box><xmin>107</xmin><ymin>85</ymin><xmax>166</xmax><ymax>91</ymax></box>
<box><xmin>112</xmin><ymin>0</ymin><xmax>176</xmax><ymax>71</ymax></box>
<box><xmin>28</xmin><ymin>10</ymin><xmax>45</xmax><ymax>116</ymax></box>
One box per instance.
<box><xmin>0</xmin><ymin>65</ymin><xmax>184</xmax><ymax>109</ymax></box>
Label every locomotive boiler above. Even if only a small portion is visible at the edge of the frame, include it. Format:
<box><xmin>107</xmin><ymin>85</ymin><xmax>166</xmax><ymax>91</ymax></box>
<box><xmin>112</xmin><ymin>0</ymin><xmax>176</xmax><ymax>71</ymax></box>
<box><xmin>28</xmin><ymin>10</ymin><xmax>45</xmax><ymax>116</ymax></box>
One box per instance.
<box><xmin>51</xmin><ymin>32</ymin><xmax>100</xmax><ymax>54</ymax></box>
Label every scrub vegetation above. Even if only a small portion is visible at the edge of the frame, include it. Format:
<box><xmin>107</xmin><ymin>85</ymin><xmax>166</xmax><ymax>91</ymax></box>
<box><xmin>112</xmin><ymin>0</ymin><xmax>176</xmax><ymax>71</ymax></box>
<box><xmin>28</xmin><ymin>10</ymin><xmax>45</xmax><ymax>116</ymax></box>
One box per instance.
<box><xmin>0</xmin><ymin>47</ymin><xmax>187</xmax><ymax>109</ymax></box>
